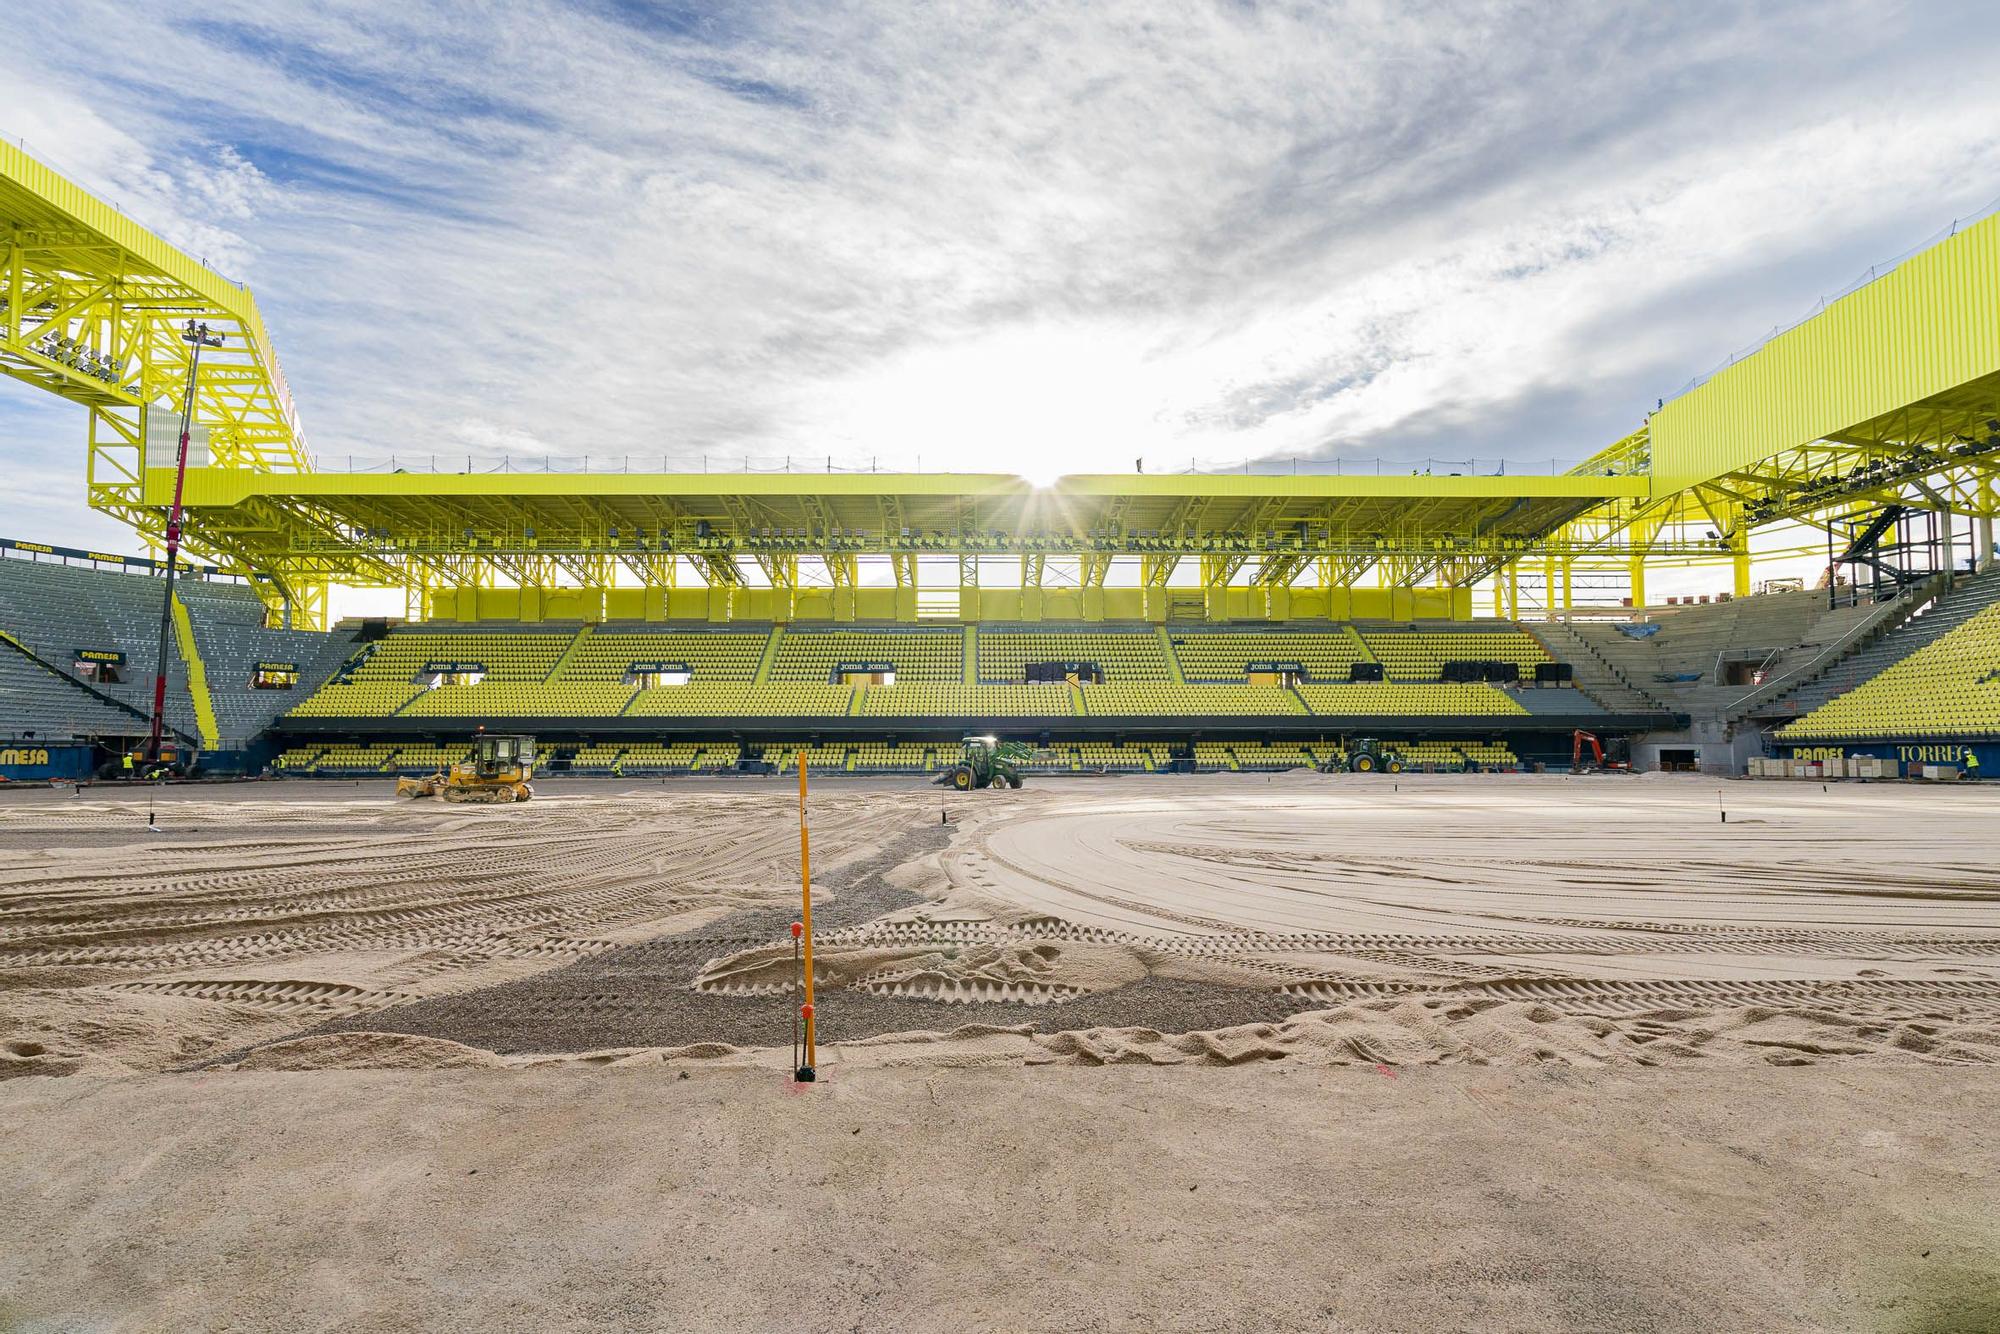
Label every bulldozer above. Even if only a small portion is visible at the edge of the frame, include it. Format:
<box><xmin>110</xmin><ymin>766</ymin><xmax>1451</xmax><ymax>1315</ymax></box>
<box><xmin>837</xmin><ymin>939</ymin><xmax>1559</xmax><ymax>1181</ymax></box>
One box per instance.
<box><xmin>1318</xmin><ymin>737</ymin><xmax>1405</xmax><ymax>774</ymax></box>
<box><xmin>935</xmin><ymin>734</ymin><xmax>1032</xmax><ymax>791</ymax></box>
<box><xmin>397</xmin><ymin>733</ymin><xmax>537</xmax><ymax>803</ymax></box>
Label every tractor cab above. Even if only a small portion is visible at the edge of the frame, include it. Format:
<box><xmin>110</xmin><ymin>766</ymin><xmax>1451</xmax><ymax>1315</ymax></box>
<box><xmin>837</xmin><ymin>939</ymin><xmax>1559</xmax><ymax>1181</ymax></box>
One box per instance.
<box><xmin>1318</xmin><ymin>737</ymin><xmax>1404</xmax><ymax>774</ymax></box>
<box><xmin>472</xmin><ymin>733</ymin><xmax>537</xmax><ymax>779</ymax></box>
<box><xmin>937</xmin><ymin>734</ymin><xmax>1032</xmax><ymax>791</ymax></box>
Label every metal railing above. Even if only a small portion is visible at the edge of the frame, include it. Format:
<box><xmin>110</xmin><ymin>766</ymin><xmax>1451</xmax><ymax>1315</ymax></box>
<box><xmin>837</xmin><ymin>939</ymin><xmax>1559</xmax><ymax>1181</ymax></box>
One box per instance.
<box><xmin>309</xmin><ymin>450</ymin><xmax>1618</xmax><ymax>478</ymax></box>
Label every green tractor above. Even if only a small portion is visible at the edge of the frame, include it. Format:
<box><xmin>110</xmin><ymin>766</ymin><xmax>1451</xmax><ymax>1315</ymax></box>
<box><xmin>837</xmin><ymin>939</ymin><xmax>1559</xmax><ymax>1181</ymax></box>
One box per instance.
<box><xmin>1319</xmin><ymin>737</ymin><xmax>1405</xmax><ymax>774</ymax></box>
<box><xmin>936</xmin><ymin>734</ymin><xmax>1032</xmax><ymax>791</ymax></box>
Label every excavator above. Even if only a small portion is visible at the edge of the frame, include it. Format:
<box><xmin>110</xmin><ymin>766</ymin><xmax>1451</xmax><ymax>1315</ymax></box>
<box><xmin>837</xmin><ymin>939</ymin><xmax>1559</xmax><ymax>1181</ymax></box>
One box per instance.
<box><xmin>397</xmin><ymin>733</ymin><xmax>537</xmax><ymax>803</ymax></box>
<box><xmin>935</xmin><ymin>735</ymin><xmax>1032</xmax><ymax>790</ymax></box>
<box><xmin>1572</xmin><ymin>730</ymin><xmax>1632</xmax><ymax>775</ymax></box>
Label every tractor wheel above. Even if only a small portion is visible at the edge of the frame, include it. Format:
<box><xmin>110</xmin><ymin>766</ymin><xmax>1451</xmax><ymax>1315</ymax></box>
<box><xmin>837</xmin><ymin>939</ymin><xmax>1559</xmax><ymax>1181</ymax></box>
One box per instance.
<box><xmin>1003</xmin><ymin>773</ymin><xmax>1023</xmax><ymax>789</ymax></box>
<box><xmin>1351</xmin><ymin>753</ymin><xmax>1377</xmax><ymax>773</ymax></box>
<box><xmin>950</xmin><ymin>766</ymin><xmax>975</xmax><ymax>791</ymax></box>
<box><xmin>1384</xmin><ymin>757</ymin><xmax>1404</xmax><ymax>774</ymax></box>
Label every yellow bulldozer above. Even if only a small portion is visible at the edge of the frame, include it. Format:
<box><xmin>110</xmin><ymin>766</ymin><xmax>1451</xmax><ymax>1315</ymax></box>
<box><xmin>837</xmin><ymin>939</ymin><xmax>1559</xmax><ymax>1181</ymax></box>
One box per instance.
<box><xmin>396</xmin><ymin>733</ymin><xmax>537</xmax><ymax>803</ymax></box>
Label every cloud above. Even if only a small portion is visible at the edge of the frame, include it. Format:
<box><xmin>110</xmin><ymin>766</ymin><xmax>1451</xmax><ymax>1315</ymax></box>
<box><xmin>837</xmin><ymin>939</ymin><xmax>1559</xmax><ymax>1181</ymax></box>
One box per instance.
<box><xmin>0</xmin><ymin>0</ymin><xmax>1996</xmax><ymax>530</ymax></box>
<box><xmin>0</xmin><ymin>89</ymin><xmax>281</xmax><ymax>278</ymax></box>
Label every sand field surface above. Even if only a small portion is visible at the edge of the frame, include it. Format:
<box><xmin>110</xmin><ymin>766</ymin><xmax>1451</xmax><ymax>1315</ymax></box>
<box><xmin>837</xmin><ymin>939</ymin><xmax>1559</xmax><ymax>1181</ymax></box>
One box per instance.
<box><xmin>3</xmin><ymin>772</ymin><xmax>1999</xmax><ymax>1330</ymax></box>
<box><xmin>6</xmin><ymin>774</ymin><xmax>1997</xmax><ymax>1072</ymax></box>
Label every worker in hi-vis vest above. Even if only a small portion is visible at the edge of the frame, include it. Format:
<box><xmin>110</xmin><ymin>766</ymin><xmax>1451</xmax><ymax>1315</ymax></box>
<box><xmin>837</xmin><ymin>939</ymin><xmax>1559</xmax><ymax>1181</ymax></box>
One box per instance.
<box><xmin>121</xmin><ymin>752</ymin><xmax>134</xmax><ymax>775</ymax></box>
<box><xmin>1966</xmin><ymin>750</ymin><xmax>1982</xmax><ymax>782</ymax></box>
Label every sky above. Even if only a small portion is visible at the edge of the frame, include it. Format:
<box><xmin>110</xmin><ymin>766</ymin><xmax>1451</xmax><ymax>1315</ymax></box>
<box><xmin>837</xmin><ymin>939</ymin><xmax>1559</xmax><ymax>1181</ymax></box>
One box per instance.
<box><xmin>2</xmin><ymin>0</ymin><xmax>1998</xmax><ymax>589</ymax></box>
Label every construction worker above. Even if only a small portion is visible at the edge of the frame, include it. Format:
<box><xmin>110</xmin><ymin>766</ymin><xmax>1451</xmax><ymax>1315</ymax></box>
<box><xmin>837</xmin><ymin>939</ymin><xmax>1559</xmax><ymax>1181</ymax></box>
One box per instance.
<box><xmin>1966</xmin><ymin>750</ymin><xmax>1982</xmax><ymax>782</ymax></box>
<box><xmin>611</xmin><ymin>754</ymin><xmax>624</xmax><ymax>778</ymax></box>
<box><xmin>121</xmin><ymin>751</ymin><xmax>134</xmax><ymax>778</ymax></box>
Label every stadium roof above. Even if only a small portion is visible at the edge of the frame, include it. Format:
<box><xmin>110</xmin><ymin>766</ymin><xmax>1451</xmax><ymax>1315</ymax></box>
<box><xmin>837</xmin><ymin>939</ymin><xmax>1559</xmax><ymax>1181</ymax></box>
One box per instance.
<box><xmin>167</xmin><ymin>467</ymin><xmax>1648</xmax><ymax>556</ymax></box>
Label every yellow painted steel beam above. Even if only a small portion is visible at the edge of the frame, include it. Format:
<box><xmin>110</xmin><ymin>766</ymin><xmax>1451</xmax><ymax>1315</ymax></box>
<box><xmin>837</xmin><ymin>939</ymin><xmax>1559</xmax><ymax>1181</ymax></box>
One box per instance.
<box><xmin>155</xmin><ymin>467</ymin><xmax>1648</xmax><ymax>508</ymax></box>
<box><xmin>1</xmin><ymin>141</ymin><xmax>319</xmax><ymax>622</ymax></box>
<box><xmin>0</xmin><ymin>143</ymin><xmax>311</xmax><ymax>476</ymax></box>
<box><xmin>1649</xmin><ymin>210</ymin><xmax>2000</xmax><ymax>491</ymax></box>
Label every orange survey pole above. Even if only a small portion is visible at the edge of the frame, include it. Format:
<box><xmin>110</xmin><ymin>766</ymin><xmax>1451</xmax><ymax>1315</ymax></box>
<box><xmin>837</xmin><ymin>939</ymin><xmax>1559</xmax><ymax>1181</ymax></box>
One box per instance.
<box><xmin>795</xmin><ymin>750</ymin><xmax>817</xmax><ymax>1082</ymax></box>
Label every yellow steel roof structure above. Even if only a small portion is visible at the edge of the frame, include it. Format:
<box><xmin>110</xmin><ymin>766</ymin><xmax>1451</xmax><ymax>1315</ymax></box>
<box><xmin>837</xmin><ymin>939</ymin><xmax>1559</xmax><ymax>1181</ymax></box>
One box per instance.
<box><xmin>157</xmin><ymin>466</ymin><xmax>1656</xmax><ymax>603</ymax></box>
<box><xmin>0</xmin><ymin>139</ymin><xmax>318</xmax><ymax>618</ymax></box>
<box><xmin>4</xmin><ymin>140</ymin><xmax>1999</xmax><ymax>628</ymax></box>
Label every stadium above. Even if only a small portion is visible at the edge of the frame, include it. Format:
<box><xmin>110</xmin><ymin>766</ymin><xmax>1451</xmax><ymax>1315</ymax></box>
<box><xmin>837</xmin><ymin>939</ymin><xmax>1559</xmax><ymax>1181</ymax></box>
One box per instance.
<box><xmin>4</xmin><ymin>28</ymin><xmax>2000</xmax><ymax>1334</ymax></box>
<box><xmin>4</xmin><ymin>135</ymin><xmax>2000</xmax><ymax>785</ymax></box>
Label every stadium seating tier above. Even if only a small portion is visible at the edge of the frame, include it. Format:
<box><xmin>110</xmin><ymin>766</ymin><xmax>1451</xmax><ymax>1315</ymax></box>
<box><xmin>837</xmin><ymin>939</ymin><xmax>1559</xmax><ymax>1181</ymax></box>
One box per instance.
<box><xmin>1779</xmin><ymin>597</ymin><xmax>2000</xmax><ymax>741</ymax></box>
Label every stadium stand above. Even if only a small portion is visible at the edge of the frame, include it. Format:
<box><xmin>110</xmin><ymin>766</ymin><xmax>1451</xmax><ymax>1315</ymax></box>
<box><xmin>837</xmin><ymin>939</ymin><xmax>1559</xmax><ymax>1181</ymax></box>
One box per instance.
<box><xmin>1293</xmin><ymin>682</ymin><xmax>1528</xmax><ymax>716</ymax></box>
<box><xmin>857</xmin><ymin>682</ymin><xmax>1074</xmax><ymax>717</ymax></box>
<box><xmin>310</xmin><ymin>742</ymin><xmax>402</xmax><ymax>773</ymax></box>
<box><xmin>1529</xmin><ymin>619</ymin><xmax>1665</xmax><ymax>714</ymax></box>
<box><xmin>770</xmin><ymin>628</ymin><xmax>963</xmax><ymax>681</ymax></box>
<box><xmin>626</xmin><ymin>681</ymin><xmax>854</xmax><ymax>717</ymax></box>
<box><xmin>0</xmin><ymin>555</ymin><xmax>376</xmax><ymax>751</ymax></box>
<box><xmin>1778</xmin><ymin>571</ymin><xmax>2000</xmax><ymax>741</ymax></box>
<box><xmin>567</xmin><ymin>742</ymin><xmax>627</xmax><ymax>771</ymax></box>
<box><xmin>850</xmin><ymin>742</ymin><xmax>941</xmax><ymax>772</ymax></box>
<box><xmin>1170</xmin><ymin>626</ymin><xmax>1371</xmax><ymax>680</ymax></box>
<box><xmin>1760</xmin><ymin>569</ymin><xmax>2000</xmax><ymax>732</ymax></box>
<box><xmin>581</xmin><ymin>628</ymin><xmax>768</xmax><ymax>679</ymax></box>
<box><xmin>1400</xmin><ymin>740</ymin><xmax>1518</xmax><ymax>768</ymax></box>
<box><xmin>1080</xmin><ymin>682</ymin><xmax>1305</xmax><ymax>716</ymax></box>
<box><xmin>770</xmin><ymin>744</ymin><xmax>854</xmax><ymax>772</ymax></box>
<box><xmin>614</xmin><ymin>741</ymin><xmax>740</xmax><ymax>772</ymax></box>
<box><xmin>0</xmin><ymin>637</ymin><xmax>144</xmax><ymax>740</ymax></box>
<box><xmin>1358</xmin><ymin>626</ymin><xmax>1550</xmax><ymax>679</ymax></box>
<box><xmin>276</xmin><ymin>620</ymin><xmax>1602</xmax><ymax>728</ymax></box>
<box><xmin>1216</xmin><ymin>741</ymin><xmax>1319</xmax><ymax>769</ymax></box>
<box><xmin>978</xmin><ymin>627</ymin><xmax>1171</xmax><ymax>680</ymax></box>
<box><xmin>1563</xmin><ymin>588</ymin><xmax>1880</xmax><ymax>721</ymax></box>
<box><xmin>175</xmin><ymin>579</ymin><xmax>360</xmax><ymax>745</ymax></box>
<box><xmin>0</xmin><ymin>556</ymin><xmax>202</xmax><ymax>738</ymax></box>
<box><xmin>1189</xmin><ymin>739</ymin><xmax>1517</xmax><ymax>771</ymax></box>
<box><xmin>0</xmin><ymin>546</ymin><xmax>1653</xmax><ymax>775</ymax></box>
<box><xmin>289</xmin><ymin>627</ymin><xmax>571</xmax><ymax>719</ymax></box>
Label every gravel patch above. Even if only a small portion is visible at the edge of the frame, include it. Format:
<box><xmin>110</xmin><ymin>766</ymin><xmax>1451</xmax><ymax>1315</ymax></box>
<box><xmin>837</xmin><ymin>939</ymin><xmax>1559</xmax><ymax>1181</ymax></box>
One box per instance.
<box><xmin>276</xmin><ymin>820</ymin><xmax>1307</xmax><ymax>1055</ymax></box>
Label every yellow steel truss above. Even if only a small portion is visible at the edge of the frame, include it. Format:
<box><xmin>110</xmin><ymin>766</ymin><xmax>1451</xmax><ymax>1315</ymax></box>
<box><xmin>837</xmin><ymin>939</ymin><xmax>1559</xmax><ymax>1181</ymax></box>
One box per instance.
<box><xmin>0</xmin><ymin>140</ymin><xmax>318</xmax><ymax>622</ymax></box>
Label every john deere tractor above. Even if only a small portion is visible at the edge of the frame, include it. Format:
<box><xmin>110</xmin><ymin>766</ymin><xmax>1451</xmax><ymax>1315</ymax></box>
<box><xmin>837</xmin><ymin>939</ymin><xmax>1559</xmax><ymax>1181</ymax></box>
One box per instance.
<box><xmin>397</xmin><ymin>733</ymin><xmax>537</xmax><ymax>803</ymax></box>
<box><xmin>935</xmin><ymin>735</ymin><xmax>1032</xmax><ymax>791</ymax></box>
<box><xmin>1318</xmin><ymin>737</ymin><xmax>1405</xmax><ymax>774</ymax></box>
